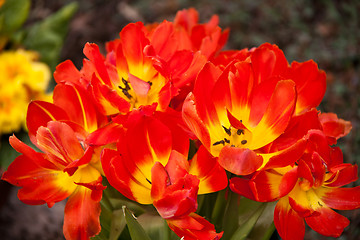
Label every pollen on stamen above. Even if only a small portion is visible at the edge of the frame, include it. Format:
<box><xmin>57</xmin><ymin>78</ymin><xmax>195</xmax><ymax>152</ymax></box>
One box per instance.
<box><xmin>121</xmin><ymin>77</ymin><xmax>131</xmax><ymax>90</ymax></box>
<box><xmin>213</xmin><ymin>140</ymin><xmax>225</xmax><ymax>146</ymax></box>
<box><xmin>146</xmin><ymin>178</ymin><xmax>152</xmax><ymax>184</ymax></box>
<box><xmin>237</xmin><ymin>129</ymin><xmax>244</xmax><ymax>135</ymax></box>
<box><xmin>222</xmin><ymin>125</ymin><xmax>231</xmax><ymax>136</ymax></box>
<box><xmin>241</xmin><ymin>140</ymin><xmax>247</xmax><ymax>145</ymax></box>
<box><xmin>118</xmin><ymin>86</ymin><xmax>133</xmax><ymax>99</ymax></box>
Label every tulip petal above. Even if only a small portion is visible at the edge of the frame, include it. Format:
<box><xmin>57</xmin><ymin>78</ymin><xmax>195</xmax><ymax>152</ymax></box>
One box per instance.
<box><xmin>251</xmin><ymin>43</ymin><xmax>289</xmax><ymax>84</ymax></box>
<box><xmin>53</xmin><ymin>84</ymin><xmax>101</xmax><ymax>133</ymax></box>
<box><xmin>305</xmin><ymin>207</ymin><xmax>349</xmax><ymax>237</ymax></box>
<box><xmin>249</xmin><ymin>80</ymin><xmax>296</xmax><ymax>150</ymax></box>
<box><xmin>101</xmin><ymin>148</ymin><xmax>152</xmax><ymax>204</ymax></box>
<box><xmin>119</xmin><ymin>22</ymin><xmax>149</xmax><ymax>69</ymax></box>
<box><xmin>167</xmin><ymin>213</ymin><xmax>223</xmax><ymax>240</ymax></box>
<box><xmin>189</xmin><ymin>145</ymin><xmax>228</xmax><ymax>194</ymax></box>
<box><xmin>83</xmin><ymin>43</ymin><xmax>111</xmax><ymax>85</ymax></box>
<box><xmin>26</xmin><ymin>101</ymin><xmax>69</xmax><ymax>145</ymax></box>
<box><xmin>318</xmin><ymin>186</ymin><xmax>360</xmax><ymax>210</ymax></box>
<box><xmin>288</xmin><ymin>61</ymin><xmax>326</xmax><ymax>114</ymax></box>
<box><xmin>122</xmin><ymin>114</ymin><xmax>172</xmax><ymax>183</ymax></box>
<box><xmin>54</xmin><ymin>60</ymin><xmax>81</xmax><ymax>85</ymax></box>
<box><xmin>91</xmin><ymin>77</ymin><xmax>131</xmax><ymax>115</ymax></box>
<box><xmin>218</xmin><ymin>146</ymin><xmax>263</xmax><ymax>175</ymax></box>
<box><xmin>150</xmin><ymin>162</ymin><xmax>169</xmax><ymax>201</ymax></box>
<box><xmin>86</xmin><ymin>122</ymin><xmax>125</xmax><ymax>146</ymax></box>
<box><xmin>182</xmin><ymin>92</ymin><xmax>211</xmax><ymax>149</ymax></box>
<box><xmin>274</xmin><ymin>198</ymin><xmax>305</xmax><ymax>240</ymax></box>
<box><xmin>36</xmin><ymin>121</ymin><xmax>84</xmax><ymax>167</ymax></box>
<box><xmin>2</xmin><ymin>154</ymin><xmax>75</xmax><ymax>208</ymax></box>
<box><xmin>262</xmin><ymin>137</ymin><xmax>307</xmax><ymax>170</ymax></box>
<box><xmin>193</xmin><ymin>62</ymin><xmax>222</xmax><ymax>126</ymax></box>
<box><xmin>63</xmin><ymin>184</ymin><xmax>102</xmax><ymax>240</ymax></box>
<box><xmin>251</xmin><ymin>167</ymin><xmax>298</xmax><ymax>202</ymax></box>
<box><xmin>154</xmin><ymin>110</ymin><xmax>190</xmax><ymax>156</ymax></box>
<box><xmin>319</xmin><ymin>112</ymin><xmax>352</xmax><ymax>140</ymax></box>
<box><xmin>229</xmin><ymin>177</ymin><xmax>257</xmax><ymax>201</ymax></box>
<box><xmin>325</xmin><ymin>164</ymin><xmax>358</xmax><ymax>187</ymax></box>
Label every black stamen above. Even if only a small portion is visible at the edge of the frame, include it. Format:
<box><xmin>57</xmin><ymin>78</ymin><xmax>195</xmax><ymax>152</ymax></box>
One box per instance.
<box><xmin>224</xmin><ymin>138</ymin><xmax>230</xmax><ymax>144</ymax></box>
<box><xmin>118</xmin><ymin>86</ymin><xmax>133</xmax><ymax>99</ymax></box>
<box><xmin>241</xmin><ymin>140</ymin><xmax>247</xmax><ymax>145</ymax></box>
<box><xmin>222</xmin><ymin>125</ymin><xmax>231</xmax><ymax>136</ymax></box>
<box><xmin>213</xmin><ymin>140</ymin><xmax>225</xmax><ymax>146</ymax></box>
<box><xmin>231</xmin><ymin>145</ymin><xmax>235</xmax><ymax>147</ymax></box>
<box><xmin>237</xmin><ymin>129</ymin><xmax>244</xmax><ymax>135</ymax></box>
<box><xmin>147</xmin><ymin>81</ymin><xmax>153</xmax><ymax>87</ymax></box>
<box><xmin>122</xmin><ymin>77</ymin><xmax>131</xmax><ymax>90</ymax></box>
<box><xmin>146</xmin><ymin>178</ymin><xmax>152</xmax><ymax>184</ymax></box>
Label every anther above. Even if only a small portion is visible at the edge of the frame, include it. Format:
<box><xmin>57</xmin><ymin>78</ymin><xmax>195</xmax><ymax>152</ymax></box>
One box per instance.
<box><xmin>118</xmin><ymin>86</ymin><xmax>133</xmax><ymax>99</ymax></box>
<box><xmin>121</xmin><ymin>77</ymin><xmax>131</xmax><ymax>90</ymax></box>
<box><xmin>237</xmin><ymin>129</ymin><xmax>244</xmax><ymax>135</ymax></box>
<box><xmin>241</xmin><ymin>140</ymin><xmax>247</xmax><ymax>145</ymax></box>
<box><xmin>224</xmin><ymin>138</ymin><xmax>230</xmax><ymax>144</ymax></box>
<box><xmin>147</xmin><ymin>81</ymin><xmax>153</xmax><ymax>87</ymax></box>
<box><xmin>213</xmin><ymin>140</ymin><xmax>225</xmax><ymax>146</ymax></box>
<box><xmin>222</xmin><ymin>125</ymin><xmax>231</xmax><ymax>136</ymax></box>
<box><xmin>146</xmin><ymin>178</ymin><xmax>152</xmax><ymax>184</ymax></box>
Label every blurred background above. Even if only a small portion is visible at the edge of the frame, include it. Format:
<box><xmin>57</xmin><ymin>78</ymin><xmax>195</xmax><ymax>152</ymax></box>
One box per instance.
<box><xmin>0</xmin><ymin>0</ymin><xmax>359</xmax><ymax>239</ymax></box>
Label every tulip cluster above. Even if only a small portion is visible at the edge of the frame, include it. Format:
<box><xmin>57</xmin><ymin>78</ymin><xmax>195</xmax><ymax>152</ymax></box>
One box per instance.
<box><xmin>2</xmin><ymin>8</ymin><xmax>359</xmax><ymax>240</ymax></box>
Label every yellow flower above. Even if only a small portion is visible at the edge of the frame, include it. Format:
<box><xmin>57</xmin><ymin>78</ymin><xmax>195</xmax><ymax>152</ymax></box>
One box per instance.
<box><xmin>0</xmin><ymin>49</ymin><xmax>51</xmax><ymax>135</ymax></box>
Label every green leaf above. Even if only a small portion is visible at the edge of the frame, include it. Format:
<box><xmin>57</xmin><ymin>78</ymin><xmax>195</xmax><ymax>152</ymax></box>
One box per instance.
<box><xmin>22</xmin><ymin>2</ymin><xmax>78</xmax><ymax>71</ymax></box>
<box><xmin>110</xmin><ymin>209</ymin><xmax>126</xmax><ymax>240</ymax></box>
<box><xmin>210</xmin><ymin>189</ymin><xmax>227</xmax><ymax>230</ymax></box>
<box><xmin>0</xmin><ymin>0</ymin><xmax>30</xmax><ymax>34</ymax></box>
<box><xmin>230</xmin><ymin>203</ymin><xmax>266</xmax><ymax>240</ymax></box>
<box><xmin>246</xmin><ymin>202</ymin><xmax>277</xmax><ymax>240</ymax></box>
<box><xmin>221</xmin><ymin>190</ymin><xmax>241</xmax><ymax>239</ymax></box>
<box><xmin>123</xmin><ymin>206</ymin><xmax>151</xmax><ymax>240</ymax></box>
<box><xmin>0</xmin><ymin>137</ymin><xmax>19</xmax><ymax>170</ymax></box>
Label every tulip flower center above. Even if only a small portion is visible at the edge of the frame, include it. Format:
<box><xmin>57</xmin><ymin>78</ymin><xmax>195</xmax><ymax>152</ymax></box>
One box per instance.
<box><xmin>117</xmin><ymin>69</ymin><xmax>167</xmax><ymax>110</ymax></box>
<box><xmin>211</xmin><ymin>123</ymin><xmax>253</xmax><ymax>155</ymax></box>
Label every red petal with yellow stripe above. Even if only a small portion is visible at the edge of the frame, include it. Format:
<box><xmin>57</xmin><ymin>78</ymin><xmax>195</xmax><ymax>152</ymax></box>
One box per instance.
<box><xmin>274</xmin><ymin>198</ymin><xmax>305</xmax><ymax>240</ymax></box>
<box><xmin>26</xmin><ymin>101</ymin><xmax>69</xmax><ymax>144</ymax></box>
<box><xmin>53</xmin><ymin>83</ymin><xmax>103</xmax><ymax>133</ymax></box>
<box><xmin>286</xmin><ymin>60</ymin><xmax>326</xmax><ymax>114</ymax></box>
<box><xmin>305</xmin><ymin>207</ymin><xmax>349</xmax><ymax>237</ymax></box>
<box><xmin>230</xmin><ymin>166</ymin><xmax>298</xmax><ymax>202</ymax></box>
<box><xmin>189</xmin><ymin>146</ymin><xmax>228</xmax><ymax>194</ymax></box>
<box><xmin>2</xmin><ymin>136</ymin><xmax>72</xmax><ymax>207</ymax></box>
<box><xmin>63</xmin><ymin>180</ymin><xmax>103</xmax><ymax>240</ymax></box>
<box><xmin>319</xmin><ymin>186</ymin><xmax>360</xmax><ymax>210</ymax></box>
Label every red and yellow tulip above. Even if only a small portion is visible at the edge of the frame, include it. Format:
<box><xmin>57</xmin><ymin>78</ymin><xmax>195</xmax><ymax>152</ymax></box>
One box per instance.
<box><xmin>2</xmin><ymin>82</ymin><xmax>107</xmax><ymax>240</ymax></box>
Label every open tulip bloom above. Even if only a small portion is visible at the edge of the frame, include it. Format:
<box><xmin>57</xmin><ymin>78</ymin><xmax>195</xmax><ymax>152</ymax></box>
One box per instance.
<box><xmin>2</xmin><ymin>8</ymin><xmax>359</xmax><ymax>240</ymax></box>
